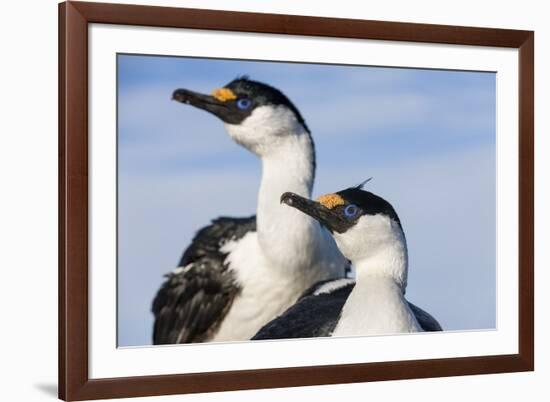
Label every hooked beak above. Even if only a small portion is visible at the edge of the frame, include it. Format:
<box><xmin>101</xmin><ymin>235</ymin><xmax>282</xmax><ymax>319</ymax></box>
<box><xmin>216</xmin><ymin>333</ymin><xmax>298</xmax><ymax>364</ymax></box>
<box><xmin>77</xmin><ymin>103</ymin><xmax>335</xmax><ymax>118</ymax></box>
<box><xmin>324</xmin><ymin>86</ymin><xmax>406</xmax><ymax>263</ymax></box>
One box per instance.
<box><xmin>172</xmin><ymin>88</ymin><xmax>230</xmax><ymax>121</ymax></box>
<box><xmin>280</xmin><ymin>192</ymin><xmax>349</xmax><ymax>234</ymax></box>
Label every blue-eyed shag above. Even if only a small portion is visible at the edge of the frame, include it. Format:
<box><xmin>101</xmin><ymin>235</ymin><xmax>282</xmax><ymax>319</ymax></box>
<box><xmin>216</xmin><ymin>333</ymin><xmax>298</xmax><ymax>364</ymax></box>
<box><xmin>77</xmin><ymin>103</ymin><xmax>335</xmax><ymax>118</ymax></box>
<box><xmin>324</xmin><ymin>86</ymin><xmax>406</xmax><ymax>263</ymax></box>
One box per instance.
<box><xmin>253</xmin><ymin>185</ymin><xmax>442</xmax><ymax>339</ymax></box>
<box><xmin>152</xmin><ymin>78</ymin><xmax>348</xmax><ymax>344</ymax></box>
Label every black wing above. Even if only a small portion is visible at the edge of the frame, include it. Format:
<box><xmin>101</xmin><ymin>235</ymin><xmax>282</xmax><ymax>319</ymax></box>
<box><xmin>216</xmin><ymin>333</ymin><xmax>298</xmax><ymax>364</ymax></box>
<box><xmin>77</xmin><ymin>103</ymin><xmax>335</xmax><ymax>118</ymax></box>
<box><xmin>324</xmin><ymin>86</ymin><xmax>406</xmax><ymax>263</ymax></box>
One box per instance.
<box><xmin>252</xmin><ymin>280</ymin><xmax>354</xmax><ymax>340</ymax></box>
<box><xmin>252</xmin><ymin>280</ymin><xmax>443</xmax><ymax>340</ymax></box>
<box><xmin>408</xmin><ymin>303</ymin><xmax>442</xmax><ymax>331</ymax></box>
<box><xmin>152</xmin><ymin>216</ymin><xmax>256</xmax><ymax>344</ymax></box>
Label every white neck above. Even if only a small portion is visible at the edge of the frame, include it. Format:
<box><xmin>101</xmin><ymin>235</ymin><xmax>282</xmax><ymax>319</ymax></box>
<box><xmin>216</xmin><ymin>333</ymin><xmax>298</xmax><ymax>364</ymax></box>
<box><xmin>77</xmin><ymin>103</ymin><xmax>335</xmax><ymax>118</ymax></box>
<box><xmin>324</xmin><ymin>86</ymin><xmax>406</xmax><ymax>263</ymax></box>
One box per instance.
<box><xmin>224</xmin><ymin>106</ymin><xmax>345</xmax><ymax>280</ymax></box>
<box><xmin>332</xmin><ymin>236</ymin><xmax>421</xmax><ymax>336</ymax></box>
<box><xmin>257</xmin><ymin>132</ymin><xmax>313</xmax><ymax>262</ymax></box>
<box><xmin>255</xmin><ymin>131</ymin><xmax>343</xmax><ymax>279</ymax></box>
<box><xmin>354</xmin><ymin>230</ymin><xmax>408</xmax><ymax>289</ymax></box>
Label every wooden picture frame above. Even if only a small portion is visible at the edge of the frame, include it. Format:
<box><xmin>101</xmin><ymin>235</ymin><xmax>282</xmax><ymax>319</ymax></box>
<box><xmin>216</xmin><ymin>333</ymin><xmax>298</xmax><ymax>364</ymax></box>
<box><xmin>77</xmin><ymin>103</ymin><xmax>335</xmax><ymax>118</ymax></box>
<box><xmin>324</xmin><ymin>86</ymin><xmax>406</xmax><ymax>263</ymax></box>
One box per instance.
<box><xmin>59</xmin><ymin>1</ymin><xmax>534</xmax><ymax>400</ymax></box>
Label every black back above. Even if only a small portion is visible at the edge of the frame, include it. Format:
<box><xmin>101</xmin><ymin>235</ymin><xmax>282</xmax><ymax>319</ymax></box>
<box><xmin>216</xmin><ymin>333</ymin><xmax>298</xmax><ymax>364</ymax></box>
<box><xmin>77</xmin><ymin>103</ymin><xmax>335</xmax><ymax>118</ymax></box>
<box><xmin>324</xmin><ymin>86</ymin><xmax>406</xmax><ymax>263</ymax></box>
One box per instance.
<box><xmin>252</xmin><ymin>280</ymin><xmax>354</xmax><ymax>340</ymax></box>
<box><xmin>252</xmin><ymin>280</ymin><xmax>442</xmax><ymax>340</ymax></box>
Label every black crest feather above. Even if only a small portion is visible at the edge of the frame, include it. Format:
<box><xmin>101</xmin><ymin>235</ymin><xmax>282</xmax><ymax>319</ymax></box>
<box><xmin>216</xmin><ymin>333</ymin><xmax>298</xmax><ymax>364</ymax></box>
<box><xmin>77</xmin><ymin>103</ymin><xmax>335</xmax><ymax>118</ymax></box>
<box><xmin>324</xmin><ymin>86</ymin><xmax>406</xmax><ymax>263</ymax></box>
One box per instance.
<box><xmin>355</xmin><ymin>177</ymin><xmax>373</xmax><ymax>189</ymax></box>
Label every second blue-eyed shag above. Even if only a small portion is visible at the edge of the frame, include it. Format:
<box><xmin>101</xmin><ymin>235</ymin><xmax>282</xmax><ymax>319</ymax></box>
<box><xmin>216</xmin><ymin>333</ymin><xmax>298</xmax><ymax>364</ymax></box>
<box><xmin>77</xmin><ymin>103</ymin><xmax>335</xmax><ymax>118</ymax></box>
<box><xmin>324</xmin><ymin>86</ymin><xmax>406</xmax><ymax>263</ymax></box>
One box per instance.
<box><xmin>253</xmin><ymin>185</ymin><xmax>441</xmax><ymax>339</ymax></box>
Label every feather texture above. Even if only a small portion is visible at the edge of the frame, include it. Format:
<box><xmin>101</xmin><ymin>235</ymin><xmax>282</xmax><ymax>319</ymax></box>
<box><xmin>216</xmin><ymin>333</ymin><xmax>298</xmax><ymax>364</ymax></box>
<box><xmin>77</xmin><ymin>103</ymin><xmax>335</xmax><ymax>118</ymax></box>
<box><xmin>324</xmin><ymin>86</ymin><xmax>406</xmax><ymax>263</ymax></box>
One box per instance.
<box><xmin>152</xmin><ymin>216</ymin><xmax>255</xmax><ymax>344</ymax></box>
<box><xmin>252</xmin><ymin>280</ymin><xmax>441</xmax><ymax>340</ymax></box>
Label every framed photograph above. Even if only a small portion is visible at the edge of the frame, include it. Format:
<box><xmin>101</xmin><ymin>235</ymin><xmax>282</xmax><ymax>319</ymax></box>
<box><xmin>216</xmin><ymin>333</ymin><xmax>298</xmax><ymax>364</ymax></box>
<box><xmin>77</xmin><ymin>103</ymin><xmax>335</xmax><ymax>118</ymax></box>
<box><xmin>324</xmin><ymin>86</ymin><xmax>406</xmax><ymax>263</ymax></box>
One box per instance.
<box><xmin>59</xmin><ymin>1</ymin><xmax>534</xmax><ymax>400</ymax></box>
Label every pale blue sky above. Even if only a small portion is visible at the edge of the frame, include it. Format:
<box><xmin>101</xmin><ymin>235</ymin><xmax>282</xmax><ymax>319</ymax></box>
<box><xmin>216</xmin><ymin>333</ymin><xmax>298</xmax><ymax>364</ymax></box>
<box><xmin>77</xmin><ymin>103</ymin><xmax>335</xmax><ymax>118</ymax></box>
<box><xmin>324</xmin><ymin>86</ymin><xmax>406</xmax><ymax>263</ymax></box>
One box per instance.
<box><xmin>117</xmin><ymin>54</ymin><xmax>496</xmax><ymax>347</ymax></box>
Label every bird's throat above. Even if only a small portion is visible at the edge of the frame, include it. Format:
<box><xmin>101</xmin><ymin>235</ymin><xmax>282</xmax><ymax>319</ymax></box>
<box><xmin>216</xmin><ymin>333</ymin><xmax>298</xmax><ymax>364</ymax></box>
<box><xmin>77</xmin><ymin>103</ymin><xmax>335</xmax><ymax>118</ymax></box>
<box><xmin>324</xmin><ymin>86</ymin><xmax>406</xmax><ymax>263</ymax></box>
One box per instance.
<box><xmin>256</xmin><ymin>132</ymin><xmax>319</xmax><ymax>271</ymax></box>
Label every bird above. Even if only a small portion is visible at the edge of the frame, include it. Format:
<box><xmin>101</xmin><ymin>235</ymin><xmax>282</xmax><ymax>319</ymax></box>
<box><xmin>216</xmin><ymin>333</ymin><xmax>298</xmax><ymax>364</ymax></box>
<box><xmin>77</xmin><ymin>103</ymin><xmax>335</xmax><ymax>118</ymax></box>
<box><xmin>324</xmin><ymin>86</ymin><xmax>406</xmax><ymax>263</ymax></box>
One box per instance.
<box><xmin>252</xmin><ymin>184</ymin><xmax>442</xmax><ymax>340</ymax></box>
<box><xmin>152</xmin><ymin>77</ymin><xmax>348</xmax><ymax>344</ymax></box>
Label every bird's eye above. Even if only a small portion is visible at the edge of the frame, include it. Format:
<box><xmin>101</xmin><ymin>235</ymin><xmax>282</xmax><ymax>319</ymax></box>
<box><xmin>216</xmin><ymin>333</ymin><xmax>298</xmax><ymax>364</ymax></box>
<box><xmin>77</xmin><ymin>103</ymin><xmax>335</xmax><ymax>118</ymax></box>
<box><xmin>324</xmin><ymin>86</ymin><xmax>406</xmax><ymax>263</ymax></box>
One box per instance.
<box><xmin>344</xmin><ymin>204</ymin><xmax>359</xmax><ymax>219</ymax></box>
<box><xmin>236</xmin><ymin>98</ymin><xmax>252</xmax><ymax>110</ymax></box>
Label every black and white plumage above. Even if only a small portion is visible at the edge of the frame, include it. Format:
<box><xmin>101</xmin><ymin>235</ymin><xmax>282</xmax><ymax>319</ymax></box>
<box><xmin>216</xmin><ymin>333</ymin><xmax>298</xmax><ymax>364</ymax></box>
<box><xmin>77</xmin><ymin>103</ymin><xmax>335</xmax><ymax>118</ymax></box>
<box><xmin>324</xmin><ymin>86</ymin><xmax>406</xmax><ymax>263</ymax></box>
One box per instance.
<box><xmin>253</xmin><ymin>186</ymin><xmax>442</xmax><ymax>340</ymax></box>
<box><xmin>152</xmin><ymin>217</ymin><xmax>255</xmax><ymax>344</ymax></box>
<box><xmin>253</xmin><ymin>279</ymin><xmax>441</xmax><ymax>340</ymax></box>
<box><xmin>152</xmin><ymin>78</ymin><xmax>347</xmax><ymax>344</ymax></box>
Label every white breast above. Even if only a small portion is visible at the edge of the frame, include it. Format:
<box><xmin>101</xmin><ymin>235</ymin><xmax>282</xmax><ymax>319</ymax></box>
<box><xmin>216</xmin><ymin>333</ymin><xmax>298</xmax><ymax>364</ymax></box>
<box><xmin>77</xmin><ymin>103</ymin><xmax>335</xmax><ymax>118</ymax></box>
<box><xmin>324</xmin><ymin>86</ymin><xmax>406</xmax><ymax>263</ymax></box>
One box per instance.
<box><xmin>332</xmin><ymin>276</ymin><xmax>422</xmax><ymax>337</ymax></box>
<box><xmin>211</xmin><ymin>232</ymin><xmax>318</xmax><ymax>341</ymax></box>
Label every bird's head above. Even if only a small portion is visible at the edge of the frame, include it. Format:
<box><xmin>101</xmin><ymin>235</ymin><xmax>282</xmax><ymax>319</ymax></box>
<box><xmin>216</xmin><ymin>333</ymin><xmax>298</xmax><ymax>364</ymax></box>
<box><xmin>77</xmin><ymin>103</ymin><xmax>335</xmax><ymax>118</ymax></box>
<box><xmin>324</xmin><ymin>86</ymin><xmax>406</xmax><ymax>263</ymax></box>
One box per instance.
<box><xmin>280</xmin><ymin>183</ymin><xmax>404</xmax><ymax>263</ymax></box>
<box><xmin>172</xmin><ymin>77</ymin><xmax>310</xmax><ymax>156</ymax></box>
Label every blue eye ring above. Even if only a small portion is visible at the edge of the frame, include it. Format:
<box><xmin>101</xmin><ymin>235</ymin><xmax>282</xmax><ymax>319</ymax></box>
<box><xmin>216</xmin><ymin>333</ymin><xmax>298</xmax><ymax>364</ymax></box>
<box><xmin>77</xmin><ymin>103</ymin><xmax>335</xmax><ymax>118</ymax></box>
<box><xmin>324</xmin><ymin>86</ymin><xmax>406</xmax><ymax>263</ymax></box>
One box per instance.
<box><xmin>344</xmin><ymin>204</ymin><xmax>359</xmax><ymax>219</ymax></box>
<box><xmin>236</xmin><ymin>98</ymin><xmax>252</xmax><ymax>110</ymax></box>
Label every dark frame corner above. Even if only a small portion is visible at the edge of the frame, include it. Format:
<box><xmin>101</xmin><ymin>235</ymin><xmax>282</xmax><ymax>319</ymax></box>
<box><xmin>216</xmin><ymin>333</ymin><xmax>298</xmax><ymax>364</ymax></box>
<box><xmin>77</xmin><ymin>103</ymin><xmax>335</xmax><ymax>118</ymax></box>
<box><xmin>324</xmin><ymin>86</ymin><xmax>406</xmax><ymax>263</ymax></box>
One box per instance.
<box><xmin>59</xmin><ymin>1</ymin><xmax>534</xmax><ymax>400</ymax></box>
